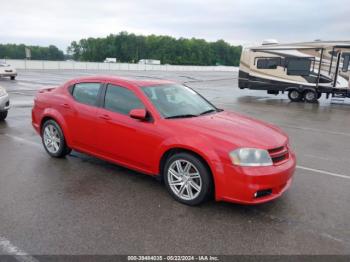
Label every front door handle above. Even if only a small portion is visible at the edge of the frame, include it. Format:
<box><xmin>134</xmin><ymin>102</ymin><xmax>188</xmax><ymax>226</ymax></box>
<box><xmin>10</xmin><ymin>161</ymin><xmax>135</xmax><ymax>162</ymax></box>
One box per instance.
<box><xmin>99</xmin><ymin>114</ymin><xmax>111</xmax><ymax>120</ymax></box>
<box><xmin>61</xmin><ymin>103</ymin><xmax>71</xmax><ymax>109</ymax></box>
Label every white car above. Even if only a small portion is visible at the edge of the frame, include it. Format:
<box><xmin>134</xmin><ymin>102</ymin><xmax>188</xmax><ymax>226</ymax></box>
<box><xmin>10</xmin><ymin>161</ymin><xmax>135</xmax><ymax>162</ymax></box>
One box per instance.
<box><xmin>0</xmin><ymin>86</ymin><xmax>10</xmax><ymax>121</ymax></box>
<box><xmin>0</xmin><ymin>63</ymin><xmax>17</xmax><ymax>80</ymax></box>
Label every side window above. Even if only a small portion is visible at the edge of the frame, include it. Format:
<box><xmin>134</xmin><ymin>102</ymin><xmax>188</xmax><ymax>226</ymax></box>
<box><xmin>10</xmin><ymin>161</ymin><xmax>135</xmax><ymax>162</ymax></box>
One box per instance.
<box><xmin>286</xmin><ymin>58</ymin><xmax>312</xmax><ymax>76</ymax></box>
<box><xmin>342</xmin><ymin>53</ymin><xmax>350</xmax><ymax>72</ymax></box>
<box><xmin>72</xmin><ymin>83</ymin><xmax>101</xmax><ymax>106</ymax></box>
<box><xmin>257</xmin><ymin>58</ymin><xmax>281</xmax><ymax>69</ymax></box>
<box><xmin>104</xmin><ymin>84</ymin><xmax>144</xmax><ymax>115</ymax></box>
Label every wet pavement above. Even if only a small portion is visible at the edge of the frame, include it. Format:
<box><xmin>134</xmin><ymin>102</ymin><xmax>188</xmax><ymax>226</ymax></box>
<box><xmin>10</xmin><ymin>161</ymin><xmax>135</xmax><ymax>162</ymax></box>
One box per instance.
<box><xmin>0</xmin><ymin>70</ymin><xmax>349</xmax><ymax>255</ymax></box>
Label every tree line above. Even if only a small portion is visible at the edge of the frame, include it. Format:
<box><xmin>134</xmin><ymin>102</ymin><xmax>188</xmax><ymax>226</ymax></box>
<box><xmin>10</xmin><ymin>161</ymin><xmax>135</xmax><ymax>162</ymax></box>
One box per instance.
<box><xmin>68</xmin><ymin>32</ymin><xmax>242</xmax><ymax>66</ymax></box>
<box><xmin>0</xmin><ymin>44</ymin><xmax>64</xmax><ymax>60</ymax></box>
<box><xmin>0</xmin><ymin>32</ymin><xmax>242</xmax><ymax>66</ymax></box>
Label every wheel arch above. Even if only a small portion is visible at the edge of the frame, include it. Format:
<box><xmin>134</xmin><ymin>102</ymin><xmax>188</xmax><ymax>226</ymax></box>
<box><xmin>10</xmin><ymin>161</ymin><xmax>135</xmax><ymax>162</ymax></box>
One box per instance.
<box><xmin>40</xmin><ymin>110</ymin><xmax>72</xmax><ymax>146</ymax></box>
<box><xmin>286</xmin><ymin>86</ymin><xmax>301</xmax><ymax>92</ymax></box>
<box><xmin>286</xmin><ymin>86</ymin><xmax>316</xmax><ymax>93</ymax></box>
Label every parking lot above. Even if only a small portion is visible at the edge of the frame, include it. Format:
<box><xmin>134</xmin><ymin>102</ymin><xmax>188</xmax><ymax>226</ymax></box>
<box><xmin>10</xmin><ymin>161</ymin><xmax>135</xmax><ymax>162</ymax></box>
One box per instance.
<box><xmin>0</xmin><ymin>69</ymin><xmax>350</xmax><ymax>255</ymax></box>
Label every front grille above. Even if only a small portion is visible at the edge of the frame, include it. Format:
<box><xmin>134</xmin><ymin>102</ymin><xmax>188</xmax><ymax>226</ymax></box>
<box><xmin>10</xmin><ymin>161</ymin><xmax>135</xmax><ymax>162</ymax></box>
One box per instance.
<box><xmin>5</xmin><ymin>70</ymin><xmax>12</xmax><ymax>72</ymax></box>
<box><xmin>272</xmin><ymin>154</ymin><xmax>287</xmax><ymax>163</ymax></box>
<box><xmin>268</xmin><ymin>145</ymin><xmax>289</xmax><ymax>164</ymax></box>
<box><xmin>268</xmin><ymin>146</ymin><xmax>284</xmax><ymax>154</ymax></box>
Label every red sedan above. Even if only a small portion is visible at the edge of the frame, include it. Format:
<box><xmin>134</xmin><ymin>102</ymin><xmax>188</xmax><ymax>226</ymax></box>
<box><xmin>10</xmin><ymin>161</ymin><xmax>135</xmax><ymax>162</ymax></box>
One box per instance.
<box><xmin>32</xmin><ymin>76</ymin><xmax>296</xmax><ymax>205</ymax></box>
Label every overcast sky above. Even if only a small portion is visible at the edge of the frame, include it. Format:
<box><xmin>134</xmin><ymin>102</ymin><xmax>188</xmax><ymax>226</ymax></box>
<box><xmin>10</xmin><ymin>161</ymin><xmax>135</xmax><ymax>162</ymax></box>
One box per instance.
<box><xmin>1</xmin><ymin>0</ymin><xmax>349</xmax><ymax>51</ymax></box>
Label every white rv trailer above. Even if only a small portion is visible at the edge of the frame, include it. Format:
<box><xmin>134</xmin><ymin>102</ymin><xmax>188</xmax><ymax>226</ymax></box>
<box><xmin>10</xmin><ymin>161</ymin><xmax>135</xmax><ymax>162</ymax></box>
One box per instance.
<box><xmin>138</xmin><ymin>59</ymin><xmax>161</xmax><ymax>65</ymax></box>
<box><xmin>238</xmin><ymin>40</ymin><xmax>350</xmax><ymax>102</ymax></box>
<box><xmin>104</xmin><ymin>58</ymin><xmax>117</xmax><ymax>63</ymax></box>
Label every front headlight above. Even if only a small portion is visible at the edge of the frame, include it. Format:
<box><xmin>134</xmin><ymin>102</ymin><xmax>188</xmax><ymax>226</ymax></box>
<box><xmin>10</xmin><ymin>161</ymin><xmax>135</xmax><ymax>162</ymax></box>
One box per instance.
<box><xmin>229</xmin><ymin>148</ymin><xmax>273</xmax><ymax>167</ymax></box>
<box><xmin>0</xmin><ymin>86</ymin><xmax>7</xmax><ymax>97</ymax></box>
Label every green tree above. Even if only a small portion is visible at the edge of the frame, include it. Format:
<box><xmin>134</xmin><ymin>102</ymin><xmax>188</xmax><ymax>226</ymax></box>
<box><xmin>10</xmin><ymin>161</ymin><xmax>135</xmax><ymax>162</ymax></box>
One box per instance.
<box><xmin>67</xmin><ymin>32</ymin><xmax>242</xmax><ymax>66</ymax></box>
<box><xmin>0</xmin><ymin>44</ymin><xmax>64</xmax><ymax>60</ymax></box>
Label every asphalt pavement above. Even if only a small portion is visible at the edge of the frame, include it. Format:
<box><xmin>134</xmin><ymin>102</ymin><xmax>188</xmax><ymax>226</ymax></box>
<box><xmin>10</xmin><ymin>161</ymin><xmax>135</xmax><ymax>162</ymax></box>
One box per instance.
<box><xmin>0</xmin><ymin>69</ymin><xmax>349</xmax><ymax>256</ymax></box>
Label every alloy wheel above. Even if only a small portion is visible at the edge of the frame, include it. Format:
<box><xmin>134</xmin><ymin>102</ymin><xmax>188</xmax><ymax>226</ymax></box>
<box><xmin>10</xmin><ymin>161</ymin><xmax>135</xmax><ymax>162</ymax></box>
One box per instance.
<box><xmin>167</xmin><ymin>159</ymin><xmax>202</xmax><ymax>201</ymax></box>
<box><xmin>43</xmin><ymin>124</ymin><xmax>61</xmax><ymax>154</ymax></box>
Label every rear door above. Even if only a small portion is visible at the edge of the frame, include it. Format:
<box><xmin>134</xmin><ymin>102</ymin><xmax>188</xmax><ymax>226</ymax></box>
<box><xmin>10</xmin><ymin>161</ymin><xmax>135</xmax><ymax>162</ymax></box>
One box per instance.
<box><xmin>63</xmin><ymin>82</ymin><xmax>103</xmax><ymax>151</ymax></box>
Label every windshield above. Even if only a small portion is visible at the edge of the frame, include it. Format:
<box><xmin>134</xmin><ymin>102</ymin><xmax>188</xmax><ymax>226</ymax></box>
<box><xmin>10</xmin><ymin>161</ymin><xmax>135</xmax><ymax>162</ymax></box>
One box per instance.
<box><xmin>142</xmin><ymin>84</ymin><xmax>218</xmax><ymax>119</ymax></box>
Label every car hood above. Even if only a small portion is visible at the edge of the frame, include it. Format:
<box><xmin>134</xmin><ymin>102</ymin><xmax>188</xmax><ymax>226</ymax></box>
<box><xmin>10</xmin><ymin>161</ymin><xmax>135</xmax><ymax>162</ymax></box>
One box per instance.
<box><xmin>0</xmin><ymin>85</ymin><xmax>7</xmax><ymax>95</ymax></box>
<box><xmin>171</xmin><ymin>111</ymin><xmax>288</xmax><ymax>149</ymax></box>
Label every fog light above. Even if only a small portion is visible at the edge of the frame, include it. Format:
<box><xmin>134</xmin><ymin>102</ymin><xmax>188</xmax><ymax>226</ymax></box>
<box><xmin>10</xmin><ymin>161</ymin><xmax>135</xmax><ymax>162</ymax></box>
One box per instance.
<box><xmin>254</xmin><ymin>189</ymin><xmax>272</xmax><ymax>198</ymax></box>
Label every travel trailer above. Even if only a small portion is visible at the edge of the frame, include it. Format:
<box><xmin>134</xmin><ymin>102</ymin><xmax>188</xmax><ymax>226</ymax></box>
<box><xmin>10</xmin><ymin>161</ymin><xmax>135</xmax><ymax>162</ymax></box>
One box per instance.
<box><xmin>104</xmin><ymin>58</ymin><xmax>117</xmax><ymax>63</ymax></box>
<box><xmin>138</xmin><ymin>59</ymin><xmax>161</xmax><ymax>65</ymax></box>
<box><xmin>238</xmin><ymin>40</ymin><xmax>350</xmax><ymax>102</ymax></box>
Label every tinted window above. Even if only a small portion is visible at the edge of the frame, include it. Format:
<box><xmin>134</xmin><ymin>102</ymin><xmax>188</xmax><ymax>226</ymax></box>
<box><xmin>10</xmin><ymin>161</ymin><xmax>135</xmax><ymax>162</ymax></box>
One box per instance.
<box><xmin>286</xmin><ymin>58</ymin><xmax>312</xmax><ymax>76</ymax></box>
<box><xmin>257</xmin><ymin>58</ymin><xmax>280</xmax><ymax>69</ymax></box>
<box><xmin>104</xmin><ymin>84</ymin><xmax>144</xmax><ymax>115</ymax></box>
<box><xmin>72</xmin><ymin>83</ymin><xmax>101</xmax><ymax>106</ymax></box>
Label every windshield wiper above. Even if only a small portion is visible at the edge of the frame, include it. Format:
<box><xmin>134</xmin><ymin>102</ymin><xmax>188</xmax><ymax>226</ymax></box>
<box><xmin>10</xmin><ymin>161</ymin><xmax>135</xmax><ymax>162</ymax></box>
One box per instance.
<box><xmin>165</xmin><ymin>114</ymin><xmax>198</xmax><ymax>119</ymax></box>
<box><xmin>199</xmin><ymin>109</ymin><xmax>217</xmax><ymax>115</ymax></box>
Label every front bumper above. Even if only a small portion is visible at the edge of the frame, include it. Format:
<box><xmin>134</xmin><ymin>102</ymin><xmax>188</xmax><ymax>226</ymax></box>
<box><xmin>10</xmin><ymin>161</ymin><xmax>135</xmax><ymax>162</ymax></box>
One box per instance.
<box><xmin>216</xmin><ymin>152</ymin><xmax>296</xmax><ymax>204</ymax></box>
<box><xmin>0</xmin><ymin>93</ymin><xmax>10</xmax><ymax>111</ymax></box>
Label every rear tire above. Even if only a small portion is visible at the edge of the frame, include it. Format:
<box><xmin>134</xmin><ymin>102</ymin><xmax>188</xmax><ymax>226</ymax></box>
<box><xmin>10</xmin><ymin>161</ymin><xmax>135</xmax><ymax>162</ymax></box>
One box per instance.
<box><xmin>0</xmin><ymin>111</ymin><xmax>8</xmax><ymax>121</ymax></box>
<box><xmin>163</xmin><ymin>152</ymin><xmax>212</xmax><ymax>206</ymax></box>
<box><xmin>288</xmin><ymin>90</ymin><xmax>302</xmax><ymax>102</ymax></box>
<box><xmin>10</xmin><ymin>76</ymin><xmax>15</xmax><ymax>80</ymax></box>
<box><xmin>304</xmin><ymin>90</ymin><xmax>318</xmax><ymax>103</ymax></box>
<box><xmin>42</xmin><ymin>120</ymin><xmax>71</xmax><ymax>158</ymax></box>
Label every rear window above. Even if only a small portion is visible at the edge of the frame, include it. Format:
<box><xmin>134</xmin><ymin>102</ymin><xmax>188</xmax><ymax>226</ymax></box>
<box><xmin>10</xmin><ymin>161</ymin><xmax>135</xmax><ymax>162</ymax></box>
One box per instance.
<box><xmin>72</xmin><ymin>83</ymin><xmax>101</xmax><ymax>106</ymax></box>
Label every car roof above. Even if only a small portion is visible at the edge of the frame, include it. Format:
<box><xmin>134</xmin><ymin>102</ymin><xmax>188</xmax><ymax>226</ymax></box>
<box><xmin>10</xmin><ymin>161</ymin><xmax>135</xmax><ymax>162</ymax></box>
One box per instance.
<box><xmin>70</xmin><ymin>75</ymin><xmax>175</xmax><ymax>87</ymax></box>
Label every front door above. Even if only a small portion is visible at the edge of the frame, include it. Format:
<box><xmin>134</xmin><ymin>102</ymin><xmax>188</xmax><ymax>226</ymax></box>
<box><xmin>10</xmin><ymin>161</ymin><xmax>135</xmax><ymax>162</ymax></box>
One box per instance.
<box><xmin>96</xmin><ymin>83</ymin><xmax>161</xmax><ymax>172</ymax></box>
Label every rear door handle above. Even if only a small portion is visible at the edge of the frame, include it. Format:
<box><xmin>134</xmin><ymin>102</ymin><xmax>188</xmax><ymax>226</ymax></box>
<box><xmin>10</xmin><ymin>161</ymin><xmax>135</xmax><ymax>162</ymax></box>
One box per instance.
<box><xmin>99</xmin><ymin>114</ymin><xmax>111</xmax><ymax>120</ymax></box>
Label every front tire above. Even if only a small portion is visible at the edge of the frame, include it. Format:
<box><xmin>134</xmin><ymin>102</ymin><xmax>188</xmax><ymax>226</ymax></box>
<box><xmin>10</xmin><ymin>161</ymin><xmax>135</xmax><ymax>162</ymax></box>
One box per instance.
<box><xmin>164</xmin><ymin>152</ymin><xmax>212</xmax><ymax>206</ymax></box>
<box><xmin>288</xmin><ymin>90</ymin><xmax>302</xmax><ymax>102</ymax></box>
<box><xmin>42</xmin><ymin>120</ymin><xmax>71</xmax><ymax>157</ymax></box>
<box><xmin>10</xmin><ymin>76</ymin><xmax>16</xmax><ymax>80</ymax></box>
<box><xmin>0</xmin><ymin>111</ymin><xmax>8</xmax><ymax>121</ymax></box>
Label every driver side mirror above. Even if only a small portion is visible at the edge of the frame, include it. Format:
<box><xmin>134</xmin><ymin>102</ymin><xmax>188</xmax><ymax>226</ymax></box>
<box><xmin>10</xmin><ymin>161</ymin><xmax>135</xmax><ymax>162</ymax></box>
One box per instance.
<box><xmin>129</xmin><ymin>108</ymin><xmax>147</xmax><ymax>121</ymax></box>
